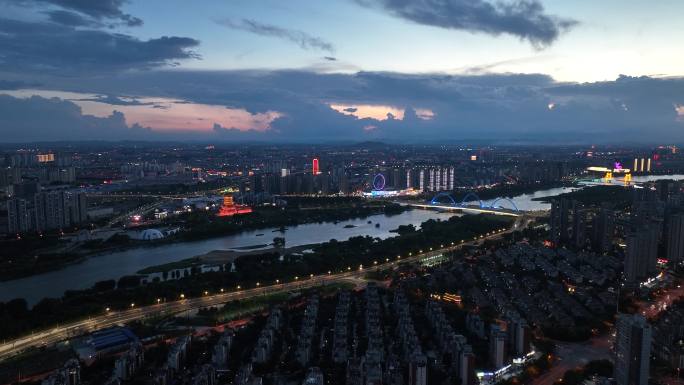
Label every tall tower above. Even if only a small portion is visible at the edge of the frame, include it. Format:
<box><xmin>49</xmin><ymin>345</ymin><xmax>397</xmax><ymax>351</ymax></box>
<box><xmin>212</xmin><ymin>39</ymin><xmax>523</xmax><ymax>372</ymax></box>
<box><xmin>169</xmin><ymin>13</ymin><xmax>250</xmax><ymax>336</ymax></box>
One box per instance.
<box><xmin>312</xmin><ymin>158</ymin><xmax>319</xmax><ymax>175</ymax></box>
<box><xmin>615</xmin><ymin>314</ymin><xmax>651</xmax><ymax>385</ymax></box>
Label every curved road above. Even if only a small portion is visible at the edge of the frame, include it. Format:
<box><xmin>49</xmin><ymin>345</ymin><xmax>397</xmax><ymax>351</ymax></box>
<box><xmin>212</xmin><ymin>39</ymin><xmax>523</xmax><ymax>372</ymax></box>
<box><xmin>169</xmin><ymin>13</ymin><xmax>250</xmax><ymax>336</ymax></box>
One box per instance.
<box><xmin>0</xmin><ymin>215</ymin><xmax>529</xmax><ymax>362</ymax></box>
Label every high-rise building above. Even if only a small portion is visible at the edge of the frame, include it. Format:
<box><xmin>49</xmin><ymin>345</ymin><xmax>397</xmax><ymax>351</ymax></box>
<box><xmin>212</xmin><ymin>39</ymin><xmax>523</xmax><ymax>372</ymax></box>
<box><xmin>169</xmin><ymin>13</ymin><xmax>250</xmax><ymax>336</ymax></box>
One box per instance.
<box><xmin>615</xmin><ymin>314</ymin><xmax>651</xmax><ymax>385</ymax></box>
<box><xmin>508</xmin><ymin>318</ymin><xmax>531</xmax><ymax>357</ymax></box>
<box><xmin>302</xmin><ymin>367</ymin><xmax>324</xmax><ymax>385</ymax></box>
<box><xmin>312</xmin><ymin>158</ymin><xmax>319</xmax><ymax>175</ymax></box>
<box><xmin>624</xmin><ymin>226</ymin><xmax>660</xmax><ymax>286</ymax></box>
<box><xmin>665</xmin><ymin>213</ymin><xmax>684</xmax><ymax>263</ymax></box>
<box><xmin>448</xmin><ymin>167</ymin><xmax>455</xmax><ymax>190</ymax></box>
<box><xmin>592</xmin><ymin>205</ymin><xmax>615</xmax><ymax>253</ymax></box>
<box><xmin>550</xmin><ymin>198</ymin><xmax>572</xmax><ymax>245</ymax></box>
<box><xmin>489</xmin><ymin>324</ymin><xmax>507</xmax><ymax>369</ymax></box>
<box><xmin>408</xmin><ymin>354</ymin><xmax>427</xmax><ymax>385</ymax></box>
<box><xmin>7</xmin><ymin>197</ymin><xmax>31</xmax><ymax>234</ymax></box>
<box><xmin>571</xmin><ymin>202</ymin><xmax>587</xmax><ymax>248</ymax></box>
<box><xmin>34</xmin><ymin>189</ymin><xmax>69</xmax><ymax>232</ymax></box>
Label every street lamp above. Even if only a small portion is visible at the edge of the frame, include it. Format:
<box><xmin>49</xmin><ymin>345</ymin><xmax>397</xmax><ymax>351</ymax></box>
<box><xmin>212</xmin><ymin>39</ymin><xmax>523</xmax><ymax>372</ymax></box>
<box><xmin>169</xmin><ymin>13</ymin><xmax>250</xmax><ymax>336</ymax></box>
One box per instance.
<box><xmin>180</xmin><ymin>293</ymin><xmax>185</xmax><ymax>299</ymax></box>
<box><xmin>276</xmin><ymin>279</ymin><xmax>280</xmax><ymax>284</ymax></box>
<box><xmin>204</xmin><ymin>291</ymin><xmax>208</xmax><ymax>296</ymax></box>
<box><xmin>256</xmin><ymin>282</ymin><xmax>260</xmax><ymax>287</ymax></box>
<box><xmin>220</xmin><ymin>288</ymin><xmax>224</xmax><ymax>293</ymax></box>
<box><xmin>237</xmin><ymin>285</ymin><xmax>241</xmax><ymax>290</ymax></box>
<box><xmin>130</xmin><ymin>303</ymin><xmax>135</xmax><ymax>308</ymax></box>
<box><xmin>157</xmin><ymin>298</ymin><xmax>161</xmax><ymax>304</ymax></box>
<box><xmin>105</xmin><ymin>307</ymin><xmax>110</xmax><ymax>312</ymax></box>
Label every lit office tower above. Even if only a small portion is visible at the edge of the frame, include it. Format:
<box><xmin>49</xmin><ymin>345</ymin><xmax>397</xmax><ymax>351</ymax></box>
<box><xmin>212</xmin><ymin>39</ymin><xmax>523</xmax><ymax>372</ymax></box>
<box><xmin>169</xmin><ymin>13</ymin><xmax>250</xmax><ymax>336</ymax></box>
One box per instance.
<box><xmin>312</xmin><ymin>158</ymin><xmax>319</xmax><ymax>175</ymax></box>
<box><xmin>428</xmin><ymin>169</ymin><xmax>436</xmax><ymax>191</ymax></box>
<box><xmin>419</xmin><ymin>169</ymin><xmax>425</xmax><ymax>191</ymax></box>
<box><xmin>665</xmin><ymin>213</ymin><xmax>684</xmax><ymax>262</ymax></box>
<box><xmin>448</xmin><ymin>167</ymin><xmax>455</xmax><ymax>190</ymax></box>
<box><xmin>634</xmin><ymin>158</ymin><xmax>639</xmax><ymax>172</ymax></box>
<box><xmin>647</xmin><ymin>158</ymin><xmax>651</xmax><ymax>172</ymax></box>
<box><xmin>640</xmin><ymin>158</ymin><xmax>645</xmax><ymax>172</ymax></box>
<box><xmin>615</xmin><ymin>314</ymin><xmax>651</xmax><ymax>385</ymax></box>
<box><xmin>435</xmin><ymin>168</ymin><xmax>441</xmax><ymax>191</ymax></box>
<box><xmin>624</xmin><ymin>226</ymin><xmax>659</xmax><ymax>286</ymax></box>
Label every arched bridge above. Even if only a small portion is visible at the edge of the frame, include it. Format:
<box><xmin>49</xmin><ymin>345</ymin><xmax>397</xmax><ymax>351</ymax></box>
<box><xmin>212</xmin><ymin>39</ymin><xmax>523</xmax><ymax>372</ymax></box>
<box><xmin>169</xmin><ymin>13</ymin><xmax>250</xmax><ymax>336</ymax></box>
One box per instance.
<box><xmin>425</xmin><ymin>192</ymin><xmax>521</xmax><ymax>216</ymax></box>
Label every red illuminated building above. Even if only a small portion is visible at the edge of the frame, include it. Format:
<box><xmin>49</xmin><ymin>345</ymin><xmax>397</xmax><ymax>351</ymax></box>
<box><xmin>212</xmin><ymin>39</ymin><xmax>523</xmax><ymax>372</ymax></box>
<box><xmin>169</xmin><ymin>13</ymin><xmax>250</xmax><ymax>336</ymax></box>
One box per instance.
<box><xmin>312</xmin><ymin>157</ymin><xmax>319</xmax><ymax>175</ymax></box>
<box><xmin>217</xmin><ymin>195</ymin><xmax>252</xmax><ymax>217</ymax></box>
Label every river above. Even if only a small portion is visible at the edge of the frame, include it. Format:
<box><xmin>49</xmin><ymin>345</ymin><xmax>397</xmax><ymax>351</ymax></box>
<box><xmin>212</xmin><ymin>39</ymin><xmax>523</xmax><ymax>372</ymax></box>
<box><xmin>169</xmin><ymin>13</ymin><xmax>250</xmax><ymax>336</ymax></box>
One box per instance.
<box><xmin>3</xmin><ymin>174</ymin><xmax>682</xmax><ymax>305</ymax></box>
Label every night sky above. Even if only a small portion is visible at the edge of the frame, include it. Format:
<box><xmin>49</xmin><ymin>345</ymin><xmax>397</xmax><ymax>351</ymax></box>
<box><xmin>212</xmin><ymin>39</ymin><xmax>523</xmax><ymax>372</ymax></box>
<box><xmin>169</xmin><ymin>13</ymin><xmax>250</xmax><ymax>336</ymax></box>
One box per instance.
<box><xmin>0</xmin><ymin>0</ymin><xmax>683</xmax><ymax>143</ymax></box>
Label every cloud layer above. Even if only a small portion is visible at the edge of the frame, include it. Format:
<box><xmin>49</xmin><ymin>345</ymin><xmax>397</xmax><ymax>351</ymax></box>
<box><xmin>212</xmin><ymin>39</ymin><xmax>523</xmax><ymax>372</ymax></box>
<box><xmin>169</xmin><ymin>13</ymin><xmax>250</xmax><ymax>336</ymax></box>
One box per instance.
<box><xmin>1</xmin><ymin>71</ymin><xmax>683</xmax><ymax>144</ymax></box>
<box><xmin>0</xmin><ymin>18</ymin><xmax>199</xmax><ymax>74</ymax></box>
<box><xmin>356</xmin><ymin>0</ymin><xmax>577</xmax><ymax>47</ymax></box>
<box><xmin>12</xmin><ymin>0</ymin><xmax>143</xmax><ymax>26</ymax></box>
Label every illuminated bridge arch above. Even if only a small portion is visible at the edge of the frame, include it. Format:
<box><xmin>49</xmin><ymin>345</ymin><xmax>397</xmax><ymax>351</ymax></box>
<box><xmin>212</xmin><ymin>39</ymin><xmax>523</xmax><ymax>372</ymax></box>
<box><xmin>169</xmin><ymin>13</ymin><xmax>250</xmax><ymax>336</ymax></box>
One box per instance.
<box><xmin>460</xmin><ymin>192</ymin><xmax>484</xmax><ymax>208</ymax></box>
<box><xmin>430</xmin><ymin>192</ymin><xmax>457</xmax><ymax>206</ymax></box>
<box><xmin>487</xmin><ymin>197</ymin><xmax>519</xmax><ymax>212</ymax></box>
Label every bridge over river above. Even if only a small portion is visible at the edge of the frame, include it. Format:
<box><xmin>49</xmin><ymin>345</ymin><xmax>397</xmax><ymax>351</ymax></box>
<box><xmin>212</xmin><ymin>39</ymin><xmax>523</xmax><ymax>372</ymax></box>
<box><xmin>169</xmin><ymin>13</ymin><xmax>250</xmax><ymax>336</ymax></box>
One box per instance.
<box><xmin>401</xmin><ymin>192</ymin><xmax>524</xmax><ymax>217</ymax></box>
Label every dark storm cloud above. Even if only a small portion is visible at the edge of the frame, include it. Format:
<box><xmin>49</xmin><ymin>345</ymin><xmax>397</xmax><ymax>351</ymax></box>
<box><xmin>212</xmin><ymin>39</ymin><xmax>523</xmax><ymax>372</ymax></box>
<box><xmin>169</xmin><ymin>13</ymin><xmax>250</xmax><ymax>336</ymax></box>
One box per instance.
<box><xmin>355</xmin><ymin>0</ymin><xmax>577</xmax><ymax>47</ymax></box>
<box><xmin>2</xmin><ymin>70</ymin><xmax>684</xmax><ymax>144</ymax></box>
<box><xmin>11</xmin><ymin>0</ymin><xmax>143</xmax><ymax>26</ymax></box>
<box><xmin>0</xmin><ymin>18</ymin><xmax>200</xmax><ymax>74</ymax></box>
<box><xmin>218</xmin><ymin>19</ymin><xmax>335</xmax><ymax>53</ymax></box>
<box><xmin>0</xmin><ymin>95</ymin><xmax>153</xmax><ymax>142</ymax></box>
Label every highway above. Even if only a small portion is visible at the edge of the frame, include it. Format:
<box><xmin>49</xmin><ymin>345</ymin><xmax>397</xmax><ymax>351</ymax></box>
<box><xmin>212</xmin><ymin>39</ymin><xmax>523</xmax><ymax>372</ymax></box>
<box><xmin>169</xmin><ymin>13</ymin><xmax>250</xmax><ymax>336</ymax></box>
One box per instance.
<box><xmin>0</xmin><ymin>216</ymin><xmax>527</xmax><ymax>362</ymax></box>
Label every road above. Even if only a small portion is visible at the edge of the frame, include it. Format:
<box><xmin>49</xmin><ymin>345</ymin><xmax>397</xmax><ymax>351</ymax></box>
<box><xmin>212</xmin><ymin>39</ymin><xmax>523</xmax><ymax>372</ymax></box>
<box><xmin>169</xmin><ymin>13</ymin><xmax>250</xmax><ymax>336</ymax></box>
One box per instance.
<box><xmin>532</xmin><ymin>336</ymin><xmax>613</xmax><ymax>385</ymax></box>
<box><xmin>0</xmin><ymin>215</ymin><xmax>529</xmax><ymax>362</ymax></box>
<box><xmin>532</xmin><ymin>276</ymin><xmax>684</xmax><ymax>385</ymax></box>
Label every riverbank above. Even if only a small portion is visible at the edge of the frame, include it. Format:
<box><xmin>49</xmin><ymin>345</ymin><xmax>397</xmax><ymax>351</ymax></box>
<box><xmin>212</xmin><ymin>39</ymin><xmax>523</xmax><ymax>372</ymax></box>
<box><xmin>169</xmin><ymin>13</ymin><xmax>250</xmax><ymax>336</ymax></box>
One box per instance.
<box><xmin>0</xmin><ymin>209</ymin><xmax>457</xmax><ymax>305</ymax></box>
<box><xmin>0</xmin><ymin>213</ymin><xmax>513</xmax><ymax>341</ymax></box>
<box><xmin>137</xmin><ymin>243</ymin><xmax>318</xmax><ymax>274</ymax></box>
<box><xmin>0</xmin><ymin>202</ymin><xmax>409</xmax><ymax>282</ymax></box>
